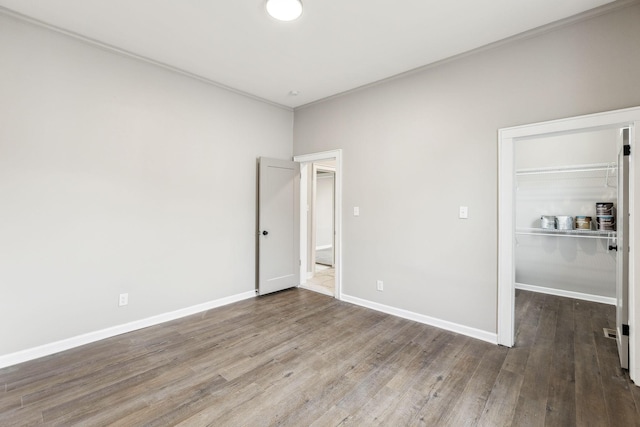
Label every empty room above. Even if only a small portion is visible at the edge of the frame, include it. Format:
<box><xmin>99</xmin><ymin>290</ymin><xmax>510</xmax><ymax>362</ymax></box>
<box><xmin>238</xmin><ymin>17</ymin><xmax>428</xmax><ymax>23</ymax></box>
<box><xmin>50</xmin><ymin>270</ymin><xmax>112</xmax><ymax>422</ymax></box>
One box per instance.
<box><xmin>2</xmin><ymin>0</ymin><xmax>640</xmax><ymax>425</ymax></box>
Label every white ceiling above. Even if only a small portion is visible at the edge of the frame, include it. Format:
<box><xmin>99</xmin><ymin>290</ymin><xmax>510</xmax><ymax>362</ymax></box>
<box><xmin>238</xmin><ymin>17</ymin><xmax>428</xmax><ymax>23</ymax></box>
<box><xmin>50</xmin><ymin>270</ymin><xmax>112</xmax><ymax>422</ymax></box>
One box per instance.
<box><xmin>0</xmin><ymin>0</ymin><xmax>616</xmax><ymax>108</ymax></box>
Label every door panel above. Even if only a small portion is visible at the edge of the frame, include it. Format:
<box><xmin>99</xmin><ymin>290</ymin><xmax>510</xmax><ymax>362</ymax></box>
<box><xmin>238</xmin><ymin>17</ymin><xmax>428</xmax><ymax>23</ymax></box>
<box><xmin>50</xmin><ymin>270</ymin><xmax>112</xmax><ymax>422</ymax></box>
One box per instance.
<box><xmin>616</xmin><ymin>128</ymin><xmax>630</xmax><ymax>369</ymax></box>
<box><xmin>258</xmin><ymin>157</ymin><xmax>300</xmax><ymax>295</ymax></box>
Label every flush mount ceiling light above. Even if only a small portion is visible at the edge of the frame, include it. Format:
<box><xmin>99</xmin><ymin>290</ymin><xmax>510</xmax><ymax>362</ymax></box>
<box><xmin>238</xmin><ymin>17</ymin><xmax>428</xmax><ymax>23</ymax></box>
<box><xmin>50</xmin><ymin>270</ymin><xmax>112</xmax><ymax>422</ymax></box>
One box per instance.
<box><xmin>266</xmin><ymin>0</ymin><xmax>303</xmax><ymax>21</ymax></box>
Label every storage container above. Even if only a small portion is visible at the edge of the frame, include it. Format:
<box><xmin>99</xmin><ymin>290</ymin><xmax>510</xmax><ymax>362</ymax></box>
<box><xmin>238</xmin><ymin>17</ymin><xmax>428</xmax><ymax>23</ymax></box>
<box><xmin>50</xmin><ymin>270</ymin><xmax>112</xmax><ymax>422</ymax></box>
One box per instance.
<box><xmin>575</xmin><ymin>216</ymin><xmax>592</xmax><ymax>230</ymax></box>
<box><xmin>597</xmin><ymin>215</ymin><xmax>615</xmax><ymax>231</ymax></box>
<box><xmin>596</xmin><ymin>202</ymin><xmax>614</xmax><ymax>216</ymax></box>
<box><xmin>556</xmin><ymin>215</ymin><xmax>574</xmax><ymax>230</ymax></box>
<box><xmin>540</xmin><ymin>216</ymin><xmax>556</xmax><ymax>229</ymax></box>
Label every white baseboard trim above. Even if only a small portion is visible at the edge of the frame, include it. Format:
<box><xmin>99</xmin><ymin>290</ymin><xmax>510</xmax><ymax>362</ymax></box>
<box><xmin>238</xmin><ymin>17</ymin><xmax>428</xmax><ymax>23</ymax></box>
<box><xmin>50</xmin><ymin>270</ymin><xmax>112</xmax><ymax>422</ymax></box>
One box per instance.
<box><xmin>515</xmin><ymin>283</ymin><xmax>616</xmax><ymax>305</ymax></box>
<box><xmin>340</xmin><ymin>294</ymin><xmax>497</xmax><ymax>345</ymax></box>
<box><xmin>0</xmin><ymin>290</ymin><xmax>256</xmax><ymax>369</ymax></box>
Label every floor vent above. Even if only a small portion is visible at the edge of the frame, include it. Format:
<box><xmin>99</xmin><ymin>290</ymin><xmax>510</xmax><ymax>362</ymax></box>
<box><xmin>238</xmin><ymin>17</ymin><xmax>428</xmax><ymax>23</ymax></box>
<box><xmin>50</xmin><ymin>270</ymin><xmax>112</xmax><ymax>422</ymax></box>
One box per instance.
<box><xmin>603</xmin><ymin>328</ymin><xmax>617</xmax><ymax>340</ymax></box>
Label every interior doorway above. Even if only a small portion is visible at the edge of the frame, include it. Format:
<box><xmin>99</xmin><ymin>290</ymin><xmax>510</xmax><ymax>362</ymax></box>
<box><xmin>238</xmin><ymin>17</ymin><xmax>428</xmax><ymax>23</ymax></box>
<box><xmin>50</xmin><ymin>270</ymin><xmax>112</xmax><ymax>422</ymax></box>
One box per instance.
<box><xmin>305</xmin><ymin>163</ymin><xmax>336</xmax><ymax>296</ymax></box>
<box><xmin>511</xmin><ymin>128</ymin><xmax>626</xmax><ymax>373</ymax></box>
<box><xmin>498</xmin><ymin>106</ymin><xmax>640</xmax><ymax>383</ymax></box>
<box><xmin>513</xmin><ymin>128</ymin><xmax>619</xmax><ymax>306</ymax></box>
<box><xmin>294</xmin><ymin>150</ymin><xmax>342</xmax><ymax>299</ymax></box>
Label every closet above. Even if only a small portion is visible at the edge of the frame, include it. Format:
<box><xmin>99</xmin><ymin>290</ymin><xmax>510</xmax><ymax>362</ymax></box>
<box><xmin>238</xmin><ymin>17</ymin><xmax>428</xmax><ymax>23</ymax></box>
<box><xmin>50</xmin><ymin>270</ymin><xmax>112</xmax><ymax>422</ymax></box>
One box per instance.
<box><xmin>514</xmin><ymin>128</ymin><xmax>619</xmax><ymax>302</ymax></box>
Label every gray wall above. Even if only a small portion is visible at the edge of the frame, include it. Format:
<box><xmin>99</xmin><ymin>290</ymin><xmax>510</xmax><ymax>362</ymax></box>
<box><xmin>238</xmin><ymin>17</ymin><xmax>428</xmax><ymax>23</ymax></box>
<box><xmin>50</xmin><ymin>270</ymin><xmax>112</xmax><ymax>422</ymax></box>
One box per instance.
<box><xmin>0</xmin><ymin>14</ymin><xmax>293</xmax><ymax>355</ymax></box>
<box><xmin>293</xmin><ymin>3</ymin><xmax>640</xmax><ymax>333</ymax></box>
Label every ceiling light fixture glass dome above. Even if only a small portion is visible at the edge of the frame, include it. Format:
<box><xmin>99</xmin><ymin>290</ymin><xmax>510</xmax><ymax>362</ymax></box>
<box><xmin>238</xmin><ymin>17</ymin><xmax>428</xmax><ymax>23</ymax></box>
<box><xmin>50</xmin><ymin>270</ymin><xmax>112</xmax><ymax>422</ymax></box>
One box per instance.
<box><xmin>266</xmin><ymin>0</ymin><xmax>303</xmax><ymax>22</ymax></box>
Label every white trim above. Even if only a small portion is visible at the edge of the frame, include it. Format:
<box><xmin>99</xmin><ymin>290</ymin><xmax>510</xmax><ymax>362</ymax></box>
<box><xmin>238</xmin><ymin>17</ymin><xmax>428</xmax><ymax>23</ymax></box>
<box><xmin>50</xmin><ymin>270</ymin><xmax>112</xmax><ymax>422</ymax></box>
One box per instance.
<box><xmin>310</xmin><ymin>163</ymin><xmax>318</xmax><ymax>274</ymax></box>
<box><xmin>294</xmin><ymin>150</ymin><xmax>343</xmax><ymax>301</ymax></box>
<box><xmin>0</xmin><ymin>7</ymin><xmax>291</xmax><ymax>112</ymax></box>
<box><xmin>498</xmin><ymin>106</ymin><xmax>640</xmax><ymax>384</ymax></box>
<box><xmin>0</xmin><ymin>290</ymin><xmax>256</xmax><ymax>369</ymax></box>
<box><xmin>315</xmin><ymin>244</ymin><xmax>332</xmax><ymax>251</ymax></box>
<box><xmin>630</xmin><ymin>121</ymin><xmax>639</xmax><ymax>384</ymax></box>
<box><xmin>515</xmin><ymin>283</ymin><xmax>616</xmax><ymax>306</ymax></box>
<box><xmin>296</xmin><ymin>1</ymin><xmax>638</xmax><ymax>111</ymax></box>
<box><xmin>299</xmin><ymin>164</ymin><xmax>308</xmax><ymax>285</ymax></box>
<box><xmin>341</xmin><ymin>294</ymin><xmax>498</xmax><ymax>345</ymax></box>
<box><xmin>498</xmin><ymin>127</ymin><xmax>515</xmax><ymax>347</ymax></box>
<box><xmin>499</xmin><ymin>107</ymin><xmax>640</xmax><ymax>139</ymax></box>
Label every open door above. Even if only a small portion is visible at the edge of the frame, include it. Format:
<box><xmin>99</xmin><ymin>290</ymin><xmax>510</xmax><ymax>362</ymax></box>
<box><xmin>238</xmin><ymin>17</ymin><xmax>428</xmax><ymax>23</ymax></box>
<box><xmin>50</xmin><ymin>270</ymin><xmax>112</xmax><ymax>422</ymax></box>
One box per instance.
<box><xmin>257</xmin><ymin>157</ymin><xmax>300</xmax><ymax>296</ymax></box>
<box><xmin>616</xmin><ymin>128</ymin><xmax>630</xmax><ymax>369</ymax></box>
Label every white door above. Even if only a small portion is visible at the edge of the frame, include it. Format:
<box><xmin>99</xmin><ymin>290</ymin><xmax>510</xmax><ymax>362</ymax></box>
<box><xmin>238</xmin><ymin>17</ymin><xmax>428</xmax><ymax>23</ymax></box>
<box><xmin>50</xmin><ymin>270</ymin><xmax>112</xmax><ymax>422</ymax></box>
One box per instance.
<box><xmin>616</xmin><ymin>128</ymin><xmax>630</xmax><ymax>369</ymax></box>
<box><xmin>258</xmin><ymin>157</ymin><xmax>300</xmax><ymax>295</ymax></box>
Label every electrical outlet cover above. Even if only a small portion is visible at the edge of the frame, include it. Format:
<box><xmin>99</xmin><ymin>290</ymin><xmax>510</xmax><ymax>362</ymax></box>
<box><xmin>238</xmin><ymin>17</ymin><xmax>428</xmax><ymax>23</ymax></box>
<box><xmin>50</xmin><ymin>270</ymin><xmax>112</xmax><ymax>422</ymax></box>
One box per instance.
<box><xmin>119</xmin><ymin>293</ymin><xmax>129</xmax><ymax>306</ymax></box>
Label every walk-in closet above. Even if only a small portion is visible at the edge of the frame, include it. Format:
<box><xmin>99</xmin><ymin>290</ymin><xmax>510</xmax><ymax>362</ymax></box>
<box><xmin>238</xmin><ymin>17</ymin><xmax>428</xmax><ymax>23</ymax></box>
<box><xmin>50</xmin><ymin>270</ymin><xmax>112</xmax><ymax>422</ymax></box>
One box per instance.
<box><xmin>515</xmin><ymin>128</ymin><xmax>621</xmax><ymax>303</ymax></box>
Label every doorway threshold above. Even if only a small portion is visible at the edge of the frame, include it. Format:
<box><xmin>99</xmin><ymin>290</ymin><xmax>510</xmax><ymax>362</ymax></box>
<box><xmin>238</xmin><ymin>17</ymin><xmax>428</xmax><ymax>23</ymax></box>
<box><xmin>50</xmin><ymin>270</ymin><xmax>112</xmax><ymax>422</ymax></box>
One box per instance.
<box><xmin>299</xmin><ymin>283</ymin><xmax>334</xmax><ymax>297</ymax></box>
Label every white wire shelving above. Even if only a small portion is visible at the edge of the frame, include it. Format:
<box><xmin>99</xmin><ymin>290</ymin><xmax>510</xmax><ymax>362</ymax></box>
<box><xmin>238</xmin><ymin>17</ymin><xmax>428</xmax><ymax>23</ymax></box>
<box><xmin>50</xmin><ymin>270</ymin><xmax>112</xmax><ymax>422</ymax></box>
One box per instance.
<box><xmin>515</xmin><ymin>227</ymin><xmax>616</xmax><ymax>240</ymax></box>
<box><xmin>516</xmin><ymin>162</ymin><xmax>618</xmax><ymax>188</ymax></box>
<box><xmin>515</xmin><ymin>162</ymin><xmax>617</xmax><ymax>176</ymax></box>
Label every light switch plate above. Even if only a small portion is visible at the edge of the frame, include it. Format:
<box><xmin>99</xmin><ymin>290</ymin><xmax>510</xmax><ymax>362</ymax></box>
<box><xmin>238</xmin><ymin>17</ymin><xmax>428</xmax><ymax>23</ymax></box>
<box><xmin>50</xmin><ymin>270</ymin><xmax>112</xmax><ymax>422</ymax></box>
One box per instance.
<box><xmin>354</xmin><ymin>207</ymin><xmax>360</xmax><ymax>216</ymax></box>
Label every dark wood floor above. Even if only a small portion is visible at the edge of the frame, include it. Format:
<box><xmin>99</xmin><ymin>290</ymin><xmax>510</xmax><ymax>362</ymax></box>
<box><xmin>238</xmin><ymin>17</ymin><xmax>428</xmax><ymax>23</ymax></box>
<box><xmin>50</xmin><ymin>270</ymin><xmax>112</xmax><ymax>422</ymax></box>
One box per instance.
<box><xmin>1</xmin><ymin>289</ymin><xmax>639</xmax><ymax>426</ymax></box>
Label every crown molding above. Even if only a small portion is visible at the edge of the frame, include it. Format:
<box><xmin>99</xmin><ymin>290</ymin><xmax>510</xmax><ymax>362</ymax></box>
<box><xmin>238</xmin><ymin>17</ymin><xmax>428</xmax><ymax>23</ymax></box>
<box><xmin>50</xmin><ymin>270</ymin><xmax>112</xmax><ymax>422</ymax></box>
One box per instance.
<box><xmin>296</xmin><ymin>0</ymin><xmax>640</xmax><ymax>111</ymax></box>
<box><xmin>0</xmin><ymin>6</ymin><xmax>293</xmax><ymax>112</ymax></box>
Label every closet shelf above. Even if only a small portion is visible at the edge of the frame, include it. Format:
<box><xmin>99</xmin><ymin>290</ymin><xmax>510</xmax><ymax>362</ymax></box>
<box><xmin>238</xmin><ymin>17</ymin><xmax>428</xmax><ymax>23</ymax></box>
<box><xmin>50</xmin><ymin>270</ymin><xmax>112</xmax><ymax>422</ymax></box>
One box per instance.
<box><xmin>516</xmin><ymin>162</ymin><xmax>617</xmax><ymax>176</ymax></box>
<box><xmin>515</xmin><ymin>228</ymin><xmax>616</xmax><ymax>239</ymax></box>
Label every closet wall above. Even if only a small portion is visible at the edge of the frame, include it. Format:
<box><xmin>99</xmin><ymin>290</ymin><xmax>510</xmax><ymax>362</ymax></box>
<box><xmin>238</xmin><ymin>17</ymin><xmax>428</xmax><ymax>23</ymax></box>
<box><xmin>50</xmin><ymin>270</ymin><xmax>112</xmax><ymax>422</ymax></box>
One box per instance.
<box><xmin>515</xmin><ymin>128</ymin><xmax>619</xmax><ymax>300</ymax></box>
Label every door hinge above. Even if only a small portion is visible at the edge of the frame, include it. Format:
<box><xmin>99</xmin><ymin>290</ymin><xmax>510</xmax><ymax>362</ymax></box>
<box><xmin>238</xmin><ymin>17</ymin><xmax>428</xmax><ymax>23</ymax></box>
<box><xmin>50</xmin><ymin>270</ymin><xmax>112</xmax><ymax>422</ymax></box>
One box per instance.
<box><xmin>623</xmin><ymin>324</ymin><xmax>630</xmax><ymax>336</ymax></box>
<box><xmin>624</xmin><ymin>144</ymin><xmax>631</xmax><ymax>156</ymax></box>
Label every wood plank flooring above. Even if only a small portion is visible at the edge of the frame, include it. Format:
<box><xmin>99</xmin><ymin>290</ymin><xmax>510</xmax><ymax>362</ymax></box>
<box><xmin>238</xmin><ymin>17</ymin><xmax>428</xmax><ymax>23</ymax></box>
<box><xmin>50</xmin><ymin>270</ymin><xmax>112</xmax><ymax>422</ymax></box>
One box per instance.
<box><xmin>1</xmin><ymin>289</ymin><xmax>639</xmax><ymax>426</ymax></box>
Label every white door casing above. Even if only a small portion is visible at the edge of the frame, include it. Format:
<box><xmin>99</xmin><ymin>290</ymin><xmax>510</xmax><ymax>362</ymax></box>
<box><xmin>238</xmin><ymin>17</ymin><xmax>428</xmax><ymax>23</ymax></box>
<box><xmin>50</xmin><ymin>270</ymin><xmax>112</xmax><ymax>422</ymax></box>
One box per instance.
<box><xmin>257</xmin><ymin>157</ymin><xmax>300</xmax><ymax>296</ymax></box>
<box><xmin>295</xmin><ymin>149</ymin><xmax>343</xmax><ymax>299</ymax></box>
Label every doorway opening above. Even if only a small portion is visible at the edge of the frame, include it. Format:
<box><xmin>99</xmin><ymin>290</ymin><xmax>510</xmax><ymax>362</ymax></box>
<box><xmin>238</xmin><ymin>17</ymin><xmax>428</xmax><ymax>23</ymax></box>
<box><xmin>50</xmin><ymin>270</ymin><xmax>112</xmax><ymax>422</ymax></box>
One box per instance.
<box><xmin>294</xmin><ymin>150</ymin><xmax>342</xmax><ymax>299</ymax></box>
<box><xmin>498</xmin><ymin>106</ymin><xmax>640</xmax><ymax>383</ymax></box>
<box><xmin>514</xmin><ymin>127</ymin><xmax>619</xmax><ymax>307</ymax></box>
<box><xmin>306</xmin><ymin>163</ymin><xmax>335</xmax><ymax>296</ymax></box>
<box><xmin>512</xmin><ymin>127</ymin><xmax>626</xmax><ymax>373</ymax></box>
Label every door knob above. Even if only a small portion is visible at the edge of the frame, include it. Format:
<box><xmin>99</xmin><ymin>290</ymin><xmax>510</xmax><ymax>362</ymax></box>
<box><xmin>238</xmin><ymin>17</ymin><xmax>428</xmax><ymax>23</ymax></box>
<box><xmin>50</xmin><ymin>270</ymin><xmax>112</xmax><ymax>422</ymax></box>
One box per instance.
<box><xmin>262</xmin><ymin>230</ymin><xmax>269</xmax><ymax>236</ymax></box>
<box><xmin>609</xmin><ymin>245</ymin><xmax>617</xmax><ymax>251</ymax></box>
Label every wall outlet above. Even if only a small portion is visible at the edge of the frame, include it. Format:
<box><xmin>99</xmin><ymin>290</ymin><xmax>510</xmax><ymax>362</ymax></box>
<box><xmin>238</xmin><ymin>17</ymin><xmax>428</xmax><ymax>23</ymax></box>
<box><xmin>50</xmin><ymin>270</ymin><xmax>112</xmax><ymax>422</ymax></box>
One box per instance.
<box><xmin>376</xmin><ymin>280</ymin><xmax>383</xmax><ymax>291</ymax></box>
<box><xmin>119</xmin><ymin>293</ymin><xmax>129</xmax><ymax>306</ymax></box>
<box><xmin>459</xmin><ymin>206</ymin><xmax>469</xmax><ymax>219</ymax></box>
